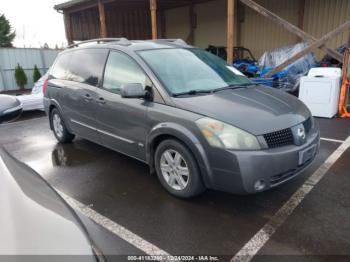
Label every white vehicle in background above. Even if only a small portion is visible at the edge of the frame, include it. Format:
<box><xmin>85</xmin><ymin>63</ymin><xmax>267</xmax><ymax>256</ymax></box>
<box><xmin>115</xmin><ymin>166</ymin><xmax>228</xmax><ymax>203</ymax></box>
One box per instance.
<box><xmin>17</xmin><ymin>72</ymin><xmax>49</xmax><ymax>111</ymax></box>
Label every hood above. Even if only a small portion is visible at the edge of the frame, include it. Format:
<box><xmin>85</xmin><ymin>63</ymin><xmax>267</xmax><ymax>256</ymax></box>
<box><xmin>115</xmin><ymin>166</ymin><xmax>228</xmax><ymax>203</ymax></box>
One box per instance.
<box><xmin>173</xmin><ymin>85</ymin><xmax>310</xmax><ymax>135</ymax></box>
<box><xmin>0</xmin><ymin>148</ymin><xmax>95</xmax><ymax>257</ymax></box>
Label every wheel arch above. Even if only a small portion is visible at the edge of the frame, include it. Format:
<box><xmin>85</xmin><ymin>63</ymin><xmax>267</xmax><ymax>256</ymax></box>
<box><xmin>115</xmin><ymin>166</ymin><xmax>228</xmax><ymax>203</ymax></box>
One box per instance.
<box><xmin>48</xmin><ymin>99</ymin><xmax>73</xmax><ymax>133</ymax></box>
<box><xmin>146</xmin><ymin>122</ymin><xmax>212</xmax><ymax>188</ymax></box>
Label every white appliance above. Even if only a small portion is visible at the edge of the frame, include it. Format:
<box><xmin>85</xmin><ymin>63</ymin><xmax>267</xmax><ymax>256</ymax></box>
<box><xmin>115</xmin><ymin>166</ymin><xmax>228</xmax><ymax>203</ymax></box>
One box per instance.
<box><xmin>299</xmin><ymin>67</ymin><xmax>342</xmax><ymax>118</ymax></box>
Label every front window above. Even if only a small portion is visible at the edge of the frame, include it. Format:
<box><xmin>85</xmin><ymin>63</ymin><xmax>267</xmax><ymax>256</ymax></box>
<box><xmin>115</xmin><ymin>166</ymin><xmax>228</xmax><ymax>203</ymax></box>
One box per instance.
<box><xmin>103</xmin><ymin>51</ymin><xmax>149</xmax><ymax>94</ymax></box>
<box><xmin>138</xmin><ymin>48</ymin><xmax>251</xmax><ymax>95</ymax></box>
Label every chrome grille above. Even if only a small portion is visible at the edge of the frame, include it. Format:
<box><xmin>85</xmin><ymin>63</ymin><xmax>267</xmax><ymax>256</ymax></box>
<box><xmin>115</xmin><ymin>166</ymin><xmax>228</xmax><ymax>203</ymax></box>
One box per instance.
<box><xmin>263</xmin><ymin>118</ymin><xmax>312</xmax><ymax>149</ymax></box>
<box><xmin>263</xmin><ymin>128</ymin><xmax>294</xmax><ymax>148</ymax></box>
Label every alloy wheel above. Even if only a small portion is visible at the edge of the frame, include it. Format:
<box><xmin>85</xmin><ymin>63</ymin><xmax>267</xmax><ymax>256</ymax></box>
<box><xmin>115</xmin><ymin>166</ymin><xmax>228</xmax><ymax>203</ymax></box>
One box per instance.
<box><xmin>160</xmin><ymin>149</ymin><xmax>190</xmax><ymax>191</ymax></box>
<box><xmin>52</xmin><ymin>113</ymin><xmax>64</xmax><ymax>139</ymax></box>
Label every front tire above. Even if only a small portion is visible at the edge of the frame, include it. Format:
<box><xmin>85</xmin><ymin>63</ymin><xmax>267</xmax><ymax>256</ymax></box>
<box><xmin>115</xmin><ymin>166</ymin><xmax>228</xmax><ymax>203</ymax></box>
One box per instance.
<box><xmin>155</xmin><ymin>139</ymin><xmax>205</xmax><ymax>198</ymax></box>
<box><xmin>50</xmin><ymin>108</ymin><xmax>75</xmax><ymax>143</ymax></box>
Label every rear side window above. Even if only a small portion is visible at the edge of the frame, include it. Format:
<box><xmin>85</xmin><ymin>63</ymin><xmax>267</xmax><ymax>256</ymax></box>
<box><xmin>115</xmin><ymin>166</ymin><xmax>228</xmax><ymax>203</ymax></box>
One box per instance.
<box><xmin>51</xmin><ymin>52</ymin><xmax>71</xmax><ymax>80</ymax></box>
<box><xmin>103</xmin><ymin>51</ymin><xmax>149</xmax><ymax>94</ymax></box>
<box><xmin>67</xmin><ymin>49</ymin><xmax>108</xmax><ymax>87</ymax></box>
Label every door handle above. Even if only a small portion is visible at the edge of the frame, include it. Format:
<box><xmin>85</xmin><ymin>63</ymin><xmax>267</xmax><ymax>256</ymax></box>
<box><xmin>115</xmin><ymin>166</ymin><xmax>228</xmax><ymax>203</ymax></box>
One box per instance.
<box><xmin>83</xmin><ymin>94</ymin><xmax>92</xmax><ymax>101</ymax></box>
<box><xmin>97</xmin><ymin>97</ymin><xmax>106</xmax><ymax>104</ymax></box>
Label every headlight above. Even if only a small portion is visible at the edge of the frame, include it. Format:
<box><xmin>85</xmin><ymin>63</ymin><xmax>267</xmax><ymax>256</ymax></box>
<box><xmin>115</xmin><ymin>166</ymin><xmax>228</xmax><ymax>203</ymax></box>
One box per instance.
<box><xmin>196</xmin><ymin>117</ymin><xmax>261</xmax><ymax>150</ymax></box>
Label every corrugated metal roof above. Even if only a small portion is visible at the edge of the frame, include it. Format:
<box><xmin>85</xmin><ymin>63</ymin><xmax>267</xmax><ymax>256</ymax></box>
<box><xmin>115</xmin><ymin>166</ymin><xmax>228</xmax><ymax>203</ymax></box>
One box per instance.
<box><xmin>54</xmin><ymin>0</ymin><xmax>89</xmax><ymax>11</ymax></box>
<box><xmin>55</xmin><ymin>0</ymin><xmax>216</xmax><ymax>12</ymax></box>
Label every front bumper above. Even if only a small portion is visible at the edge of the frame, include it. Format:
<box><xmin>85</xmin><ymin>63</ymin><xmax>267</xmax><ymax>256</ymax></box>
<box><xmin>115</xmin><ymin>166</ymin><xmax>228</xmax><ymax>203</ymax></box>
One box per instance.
<box><xmin>207</xmin><ymin>128</ymin><xmax>320</xmax><ymax>194</ymax></box>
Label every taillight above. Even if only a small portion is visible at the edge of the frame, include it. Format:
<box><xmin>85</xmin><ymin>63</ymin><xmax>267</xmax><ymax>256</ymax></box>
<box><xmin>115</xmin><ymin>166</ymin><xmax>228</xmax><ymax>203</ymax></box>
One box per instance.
<box><xmin>42</xmin><ymin>79</ymin><xmax>49</xmax><ymax>94</ymax></box>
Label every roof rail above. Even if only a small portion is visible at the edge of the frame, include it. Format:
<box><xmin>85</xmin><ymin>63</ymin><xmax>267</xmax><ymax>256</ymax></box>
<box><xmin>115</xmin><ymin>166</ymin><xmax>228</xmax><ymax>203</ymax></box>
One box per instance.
<box><xmin>154</xmin><ymin>39</ymin><xmax>189</xmax><ymax>46</ymax></box>
<box><xmin>67</xmin><ymin>38</ymin><xmax>130</xmax><ymax>49</ymax></box>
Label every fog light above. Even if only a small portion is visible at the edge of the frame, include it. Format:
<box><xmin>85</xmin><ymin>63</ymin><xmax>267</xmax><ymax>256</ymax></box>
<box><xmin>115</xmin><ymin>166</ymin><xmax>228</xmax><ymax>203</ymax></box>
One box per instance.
<box><xmin>254</xmin><ymin>180</ymin><xmax>266</xmax><ymax>191</ymax></box>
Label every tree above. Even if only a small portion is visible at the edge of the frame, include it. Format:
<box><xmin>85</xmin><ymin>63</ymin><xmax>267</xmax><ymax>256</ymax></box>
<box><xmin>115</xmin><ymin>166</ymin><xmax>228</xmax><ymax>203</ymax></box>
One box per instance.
<box><xmin>33</xmin><ymin>64</ymin><xmax>42</xmax><ymax>83</ymax></box>
<box><xmin>0</xmin><ymin>14</ymin><xmax>16</xmax><ymax>47</ymax></box>
<box><xmin>14</xmin><ymin>64</ymin><xmax>27</xmax><ymax>89</ymax></box>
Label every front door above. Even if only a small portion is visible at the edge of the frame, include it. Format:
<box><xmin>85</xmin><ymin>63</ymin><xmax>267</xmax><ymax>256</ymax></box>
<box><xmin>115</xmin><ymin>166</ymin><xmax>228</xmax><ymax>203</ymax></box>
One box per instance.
<box><xmin>96</xmin><ymin>51</ymin><xmax>151</xmax><ymax>160</ymax></box>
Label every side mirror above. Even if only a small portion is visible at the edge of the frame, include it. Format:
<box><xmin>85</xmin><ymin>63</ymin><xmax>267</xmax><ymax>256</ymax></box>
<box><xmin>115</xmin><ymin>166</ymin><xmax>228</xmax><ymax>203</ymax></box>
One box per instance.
<box><xmin>0</xmin><ymin>95</ymin><xmax>22</xmax><ymax>124</ymax></box>
<box><xmin>121</xmin><ymin>83</ymin><xmax>150</xmax><ymax>99</ymax></box>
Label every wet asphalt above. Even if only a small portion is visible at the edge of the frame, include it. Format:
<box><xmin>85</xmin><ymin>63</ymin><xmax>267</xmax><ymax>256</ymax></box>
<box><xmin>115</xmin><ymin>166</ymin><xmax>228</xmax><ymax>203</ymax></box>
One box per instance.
<box><xmin>0</xmin><ymin>111</ymin><xmax>349</xmax><ymax>261</ymax></box>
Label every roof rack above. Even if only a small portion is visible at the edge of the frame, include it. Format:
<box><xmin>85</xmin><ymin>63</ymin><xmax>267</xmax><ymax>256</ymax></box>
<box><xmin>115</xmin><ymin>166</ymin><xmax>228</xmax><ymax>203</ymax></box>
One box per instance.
<box><xmin>67</xmin><ymin>38</ymin><xmax>130</xmax><ymax>49</ymax></box>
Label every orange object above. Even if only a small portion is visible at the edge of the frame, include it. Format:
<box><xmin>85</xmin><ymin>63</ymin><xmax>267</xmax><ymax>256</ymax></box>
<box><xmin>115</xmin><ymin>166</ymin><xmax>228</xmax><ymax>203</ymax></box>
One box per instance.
<box><xmin>338</xmin><ymin>47</ymin><xmax>350</xmax><ymax>118</ymax></box>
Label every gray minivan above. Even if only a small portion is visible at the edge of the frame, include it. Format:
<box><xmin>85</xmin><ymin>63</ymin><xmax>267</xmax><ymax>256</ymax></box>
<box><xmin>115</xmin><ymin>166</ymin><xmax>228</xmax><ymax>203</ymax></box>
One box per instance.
<box><xmin>44</xmin><ymin>38</ymin><xmax>320</xmax><ymax>198</ymax></box>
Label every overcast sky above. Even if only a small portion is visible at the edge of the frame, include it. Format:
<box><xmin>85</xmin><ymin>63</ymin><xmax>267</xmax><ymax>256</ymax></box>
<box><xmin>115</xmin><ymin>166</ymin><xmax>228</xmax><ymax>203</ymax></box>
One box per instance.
<box><xmin>2</xmin><ymin>0</ymin><xmax>67</xmax><ymax>48</ymax></box>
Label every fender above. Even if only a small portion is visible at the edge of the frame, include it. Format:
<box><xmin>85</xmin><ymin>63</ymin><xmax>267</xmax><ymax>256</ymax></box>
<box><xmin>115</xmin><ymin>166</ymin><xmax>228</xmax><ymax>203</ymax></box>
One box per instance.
<box><xmin>46</xmin><ymin>98</ymin><xmax>74</xmax><ymax>134</ymax></box>
<box><xmin>146</xmin><ymin>122</ymin><xmax>213</xmax><ymax>188</ymax></box>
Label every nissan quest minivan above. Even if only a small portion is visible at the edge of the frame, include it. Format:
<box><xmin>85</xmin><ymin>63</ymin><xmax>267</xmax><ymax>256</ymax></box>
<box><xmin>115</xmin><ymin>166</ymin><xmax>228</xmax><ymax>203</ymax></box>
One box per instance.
<box><xmin>44</xmin><ymin>38</ymin><xmax>320</xmax><ymax>198</ymax></box>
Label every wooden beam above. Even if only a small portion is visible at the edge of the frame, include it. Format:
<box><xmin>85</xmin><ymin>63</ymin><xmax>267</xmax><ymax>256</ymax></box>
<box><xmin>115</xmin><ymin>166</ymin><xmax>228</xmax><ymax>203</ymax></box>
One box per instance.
<box><xmin>98</xmin><ymin>0</ymin><xmax>107</xmax><ymax>38</ymax></box>
<box><xmin>266</xmin><ymin>20</ymin><xmax>350</xmax><ymax>77</ymax></box>
<box><xmin>160</xmin><ymin>10</ymin><xmax>166</xmax><ymax>38</ymax></box>
<box><xmin>150</xmin><ymin>0</ymin><xmax>158</xmax><ymax>39</ymax></box>
<box><xmin>297</xmin><ymin>0</ymin><xmax>305</xmax><ymax>42</ymax></box>
<box><xmin>63</xmin><ymin>12</ymin><xmax>73</xmax><ymax>45</ymax></box>
<box><xmin>236</xmin><ymin>1</ymin><xmax>244</xmax><ymax>47</ymax></box>
<box><xmin>227</xmin><ymin>0</ymin><xmax>235</xmax><ymax>64</ymax></box>
<box><xmin>239</xmin><ymin>0</ymin><xmax>343</xmax><ymax>62</ymax></box>
<box><xmin>186</xmin><ymin>4</ymin><xmax>196</xmax><ymax>45</ymax></box>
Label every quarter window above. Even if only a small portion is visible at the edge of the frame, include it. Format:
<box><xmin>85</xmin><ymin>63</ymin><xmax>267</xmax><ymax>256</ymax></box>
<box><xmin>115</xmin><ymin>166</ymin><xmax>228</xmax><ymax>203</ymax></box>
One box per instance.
<box><xmin>50</xmin><ymin>52</ymin><xmax>71</xmax><ymax>80</ymax></box>
<box><xmin>103</xmin><ymin>51</ymin><xmax>148</xmax><ymax>93</ymax></box>
<box><xmin>67</xmin><ymin>49</ymin><xmax>108</xmax><ymax>86</ymax></box>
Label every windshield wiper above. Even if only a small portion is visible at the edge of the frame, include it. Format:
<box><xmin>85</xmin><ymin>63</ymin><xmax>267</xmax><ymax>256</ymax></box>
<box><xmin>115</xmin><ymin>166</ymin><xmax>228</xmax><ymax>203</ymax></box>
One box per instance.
<box><xmin>173</xmin><ymin>89</ymin><xmax>214</xmax><ymax>97</ymax></box>
<box><xmin>212</xmin><ymin>83</ymin><xmax>255</xmax><ymax>93</ymax></box>
<box><xmin>173</xmin><ymin>83</ymin><xmax>255</xmax><ymax>97</ymax></box>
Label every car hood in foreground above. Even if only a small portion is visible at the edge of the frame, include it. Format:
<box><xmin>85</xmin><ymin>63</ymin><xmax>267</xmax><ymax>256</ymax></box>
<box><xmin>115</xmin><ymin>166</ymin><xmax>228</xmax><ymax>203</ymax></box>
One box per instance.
<box><xmin>173</xmin><ymin>85</ymin><xmax>310</xmax><ymax>135</ymax></box>
<box><xmin>0</xmin><ymin>148</ymin><xmax>95</xmax><ymax>257</ymax></box>
<box><xmin>0</xmin><ymin>95</ymin><xmax>21</xmax><ymax>116</ymax></box>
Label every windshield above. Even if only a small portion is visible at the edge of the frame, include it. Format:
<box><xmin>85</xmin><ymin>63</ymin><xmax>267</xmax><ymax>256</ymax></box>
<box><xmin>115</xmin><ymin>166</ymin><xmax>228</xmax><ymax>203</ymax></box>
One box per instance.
<box><xmin>138</xmin><ymin>48</ymin><xmax>251</xmax><ymax>95</ymax></box>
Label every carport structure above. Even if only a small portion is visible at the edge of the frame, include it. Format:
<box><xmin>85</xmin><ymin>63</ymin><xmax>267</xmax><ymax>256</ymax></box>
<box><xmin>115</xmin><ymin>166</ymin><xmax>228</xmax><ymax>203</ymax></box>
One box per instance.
<box><xmin>55</xmin><ymin>0</ymin><xmax>350</xmax><ymax>72</ymax></box>
<box><xmin>54</xmin><ymin>0</ymin><xmax>211</xmax><ymax>44</ymax></box>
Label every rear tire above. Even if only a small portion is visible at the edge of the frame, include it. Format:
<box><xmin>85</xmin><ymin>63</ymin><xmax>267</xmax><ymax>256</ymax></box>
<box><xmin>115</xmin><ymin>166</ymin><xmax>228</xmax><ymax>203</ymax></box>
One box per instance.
<box><xmin>50</xmin><ymin>108</ymin><xmax>75</xmax><ymax>143</ymax></box>
<box><xmin>155</xmin><ymin>139</ymin><xmax>205</xmax><ymax>198</ymax></box>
